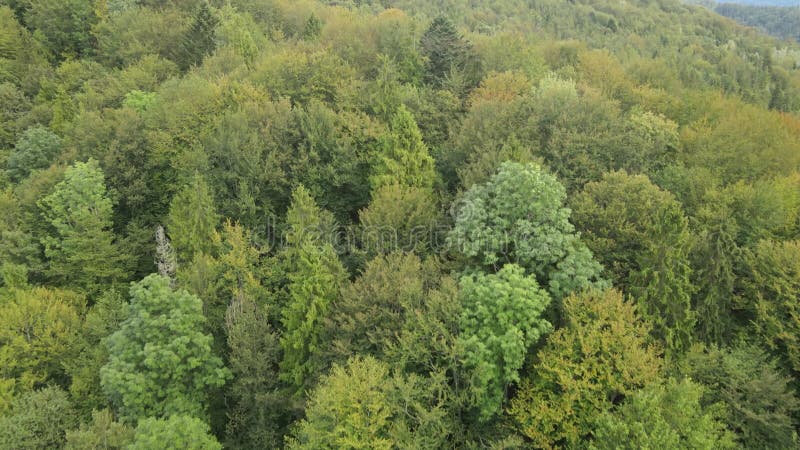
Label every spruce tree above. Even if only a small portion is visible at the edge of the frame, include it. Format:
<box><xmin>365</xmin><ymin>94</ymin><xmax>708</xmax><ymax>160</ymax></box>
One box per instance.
<box><xmin>175</xmin><ymin>2</ymin><xmax>219</xmax><ymax>71</ymax></box>
<box><xmin>38</xmin><ymin>159</ymin><xmax>127</xmax><ymax>296</ymax></box>
<box><xmin>166</xmin><ymin>173</ymin><xmax>218</xmax><ymax>264</ymax></box>
<box><xmin>370</xmin><ymin>105</ymin><xmax>436</xmax><ymax>191</ymax></box>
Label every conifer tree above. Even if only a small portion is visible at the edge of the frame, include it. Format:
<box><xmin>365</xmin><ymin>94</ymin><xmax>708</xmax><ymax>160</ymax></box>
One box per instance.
<box><xmin>38</xmin><ymin>159</ymin><xmax>127</xmax><ymax>296</ymax></box>
<box><xmin>166</xmin><ymin>173</ymin><xmax>218</xmax><ymax>264</ymax></box>
<box><xmin>370</xmin><ymin>105</ymin><xmax>436</xmax><ymax>192</ymax></box>
<box><xmin>175</xmin><ymin>2</ymin><xmax>219</xmax><ymax>71</ymax></box>
<box><xmin>279</xmin><ymin>186</ymin><xmax>345</xmax><ymax>395</ymax></box>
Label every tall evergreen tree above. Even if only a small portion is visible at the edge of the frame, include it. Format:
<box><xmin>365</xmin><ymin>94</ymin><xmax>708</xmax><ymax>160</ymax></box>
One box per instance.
<box><xmin>38</xmin><ymin>159</ymin><xmax>127</xmax><ymax>296</ymax></box>
<box><xmin>419</xmin><ymin>16</ymin><xmax>481</xmax><ymax>90</ymax></box>
<box><xmin>175</xmin><ymin>2</ymin><xmax>219</xmax><ymax>71</ymax></box>
<box><xmin>167</xmin><ymin>173</ymin><xmax>218</xmax><ymax>264</ymax></box>
<box><xmin>370</xmin><ymin>105</ymin><xmax>436</xmax><ymax>191</ymax></box>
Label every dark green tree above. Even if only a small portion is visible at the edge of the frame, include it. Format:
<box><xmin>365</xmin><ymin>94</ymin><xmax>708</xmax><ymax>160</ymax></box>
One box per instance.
<box><xmin>7</xmin><ymin>126</ymin><xmax>61</xmax><ymax>182</ymax></box>
<box><xmin>683</xmin><ymin>344</ymin><xmax>800</xmax><ymax>449</ymax></box>
<box><xmin>0</xmin><ymin>386</ymin><xmax>78</xmax><ymax>450</ymax></box>
<box><xmin>175</xmin><ymin>3</ymin><xmax>219</xmax><ymax>71</ymax></box>
<box><xmin>420</xmin><ymin>17</ymin><xmax>481</xmax><ymax>90</ymax></box>
<box><xmin>572</xmin><ymin>171</ymin><xmax>695</xmax><ymax>354</ymax></box>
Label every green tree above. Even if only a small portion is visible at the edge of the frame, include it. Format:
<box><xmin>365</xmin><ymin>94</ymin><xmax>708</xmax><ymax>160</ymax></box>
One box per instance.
<box><xmin>38</xmin><ymin>159</ymin><xmax>128</xmax><ymax>296</ymax></box>
<box><xmin>65</xmin><ymin>290</ymin><xmax>129</xmax><ymax>416</ymax></box>
<box><xmin>65</xmin><ymin>409</ymin><xmax>134</xmax><ymax>450</ymax></box>
<box><xmin>167</xmin><ymin>173</ymin><xmax>219</xmax><ymax>263</ymax></box>
<box><xmin>24</xmin><ymin>0</ymin><xmax>97</xmax><ymax>59</ymax></box>
<box><xmin>591</xmin><ymin>379</ymin><xmax>735</xmax><ymax>450</ymax></box>
<box><xmin>224</xmin><ymin>297</ymin><xmax>287</xmax><ymax>449</ymax></box>
<box><xmin>0</xmin><ymin>287</ymin><xmax>83</xmax><ymax>399</ymax></box>
<box><xmin>370</xmin><ymin>105</ymin><xmax>436</xmax><ymax>191</ymax></box>
<box><xmin>287</xmin><ymin>356</ymin><xmax>393</xmax><ymax>450</ymax></box>
<box><xmin>447</xmin><ymin>161</ymin><xmax>607</xmax><ymax>299</ymax></box>
<box><xmin>683</xmin><ymin>344</ymin><xmax>800</xmax><ymax>449</ymax></box>
<box><xmin>302</xmin><ymin>13</ymin><xmax>323</xmax><ymax>41</ymax></box>
<box><xmin>174</xmin><ymin>3</ymin><xmax>219</xmax><ymax>71</ymax></box>
<box><xmin>0</xmin><ymin>386</ymin><xmax>78</xmax><ymax>450</ymax></box>
<box><xmin>358</xmin><ymin>183</ymin><xmax>439</xmax><ymax>257</ymax></box>
<box><xmin>459</xmin><ymin>264</ymin><xmax>552</xmax><ymax>419</ymax></box>
<box><xmin>509</xmin><ymin>289</ymin><xmax>662</xmax><ymax>449</ymax></box>
<box><xmin>100</xmin><ymin>275</ymin><xmax>230</xmax><ymax>423</ymax></box>
<box><xmin>7</xmin><ymin>126</ymin><xmax>61</xmax><ymax>182</ymax></box>
<box><xmin>571</xmin><ymin>171</ymin><xmax>695</xmax><ymax>354</ymax></box>
<box><xmin>324</xmin><ymin>251</ymin><xmax>429</xmax><ymax>364</ymax></box>
<box><xmin>279</xmin><ymin>240</ymin><xmax>346</xmax><ymax>395</ymax></box>
<box><xmin>128</xmin><ymin>415</ymin><xmax>221</xmax><ymax>450</ymax></box>
<box><xmin>744</xmin><ymin>240</ymin><xmax>800</xmax><ymax>379</ymax></box>
<box><xmin>420</xmin><ymin>16</ymin><xmax>481</xmax><ymax>90</ymax></box>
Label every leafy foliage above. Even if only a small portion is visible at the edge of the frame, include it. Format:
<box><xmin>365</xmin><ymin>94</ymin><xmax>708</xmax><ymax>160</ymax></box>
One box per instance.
<box><xmin>448</xmin><ymin>161</ymin><xmax>607</xmax><ymax>299</ymax></box>
<box><xmin>510</xmin><ymin>289</ymin><xmax>662</xmax><ymax>449</ymax></box>
<box><xmin>459</xmin><ymin>264</ymin><xmax>552</xmax><ymax>419</ymax></box>
<box><xmin>128</xmin><ymin>415</ymin><xmax>222</xmax><ymax>450</ymax></box>
<box><xmin>100</xmin><ymin>275</ymin><xmax>230</xmax><ymax>423</ymax></box>
<box><xmin>591</xmin><ymin>378</ymin><xmax>735</xmax><ymax>450</ymax></box>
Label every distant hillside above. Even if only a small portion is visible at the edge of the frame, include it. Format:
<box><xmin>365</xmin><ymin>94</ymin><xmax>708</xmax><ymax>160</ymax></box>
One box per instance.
<box><xmin>717</xmin><ymin>0</ymin><xmax>799</xmax><ymax>5</ymax></box>
<box><xmin>698</xmin><ymin>1</ymin><xmax>800</xmax><ymax>42</ymax></box>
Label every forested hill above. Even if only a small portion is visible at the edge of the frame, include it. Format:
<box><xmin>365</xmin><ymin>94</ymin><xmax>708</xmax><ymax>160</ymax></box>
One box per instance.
<box><xmin>1</xmin><ymin>0</ymin><xmax>800</xmax><ymax>448</ymax></box>
<box><xmin>706</xmin><ymin>1</ymin><xmax>800</xmax><ymax>43</ymax></box>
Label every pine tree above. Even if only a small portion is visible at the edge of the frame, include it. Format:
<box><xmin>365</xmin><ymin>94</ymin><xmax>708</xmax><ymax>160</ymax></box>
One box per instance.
<box><xmin>279</xmin><ymin>241</ymin><xmax>346</xmax><ymax>395</ymax></box>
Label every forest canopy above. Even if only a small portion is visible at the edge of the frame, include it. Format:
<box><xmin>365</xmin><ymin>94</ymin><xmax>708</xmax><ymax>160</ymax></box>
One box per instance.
<box><xmin>0</xmin><ymin>0</ymin><xmax>799</xmax><ymax>448</ymax></box>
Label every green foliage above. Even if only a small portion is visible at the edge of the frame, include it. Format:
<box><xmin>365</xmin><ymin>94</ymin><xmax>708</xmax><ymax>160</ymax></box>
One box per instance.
<box><xmin>38</xmin><ymin>159</ymin><xmax>128</xmax><ymax>296</ymax></box>
<box><xmin>358</xmin><ymin>183</ymin><xmax>439</xmax><ymax>256</ymax></box>
<box><xmin>7</xmin><ymin>126</ymin><xmax>61</xmax><ymax>182</ymax></box>
<box><xmin>0</xmin><ymin>386</ymin><xmax>78</xmax><ymax>450</ymax></box>
<box><xmin>325</xmin><ymin>251</ymin><xmax>429</xmax><ymax>364</ymax></box>
<box><xmin>128</xmin><ymin>415</ymin><xmax>222</xmax><ymax>450</ymax></box>
<box><xmin>288</xmin><ymin>355</ymin><xmax>451</xmax><ymax>449</ymax></box>
<box><xmin>65</xmin><ymin>409</ymin><xmax>134</xmax><ymax>450</ymax></box>
<box><xmin>24</xmin><ymin>0</ymin><xmax>97</xmax><ymax>59</ymax></box>
<box><xmin>287</xmin><ymin>355</ymin><xmax>394</xmax><ymax>449</ymax></box>
<box><xmin>420</xmin><ymin>16</ymin><xmax>481</xmax><ymax>91</ymax></box>
<box><xmin>683</xmin><ymin>344</ymin><xmax>800</xmax><ymax>449</ymax></box>
<box><xmin>448</xmin><ymin>161</ymin><xmax>607</xmax><ymax>299</ymax></box>
<box><xmin>66</xmin><ymin>290</ymin><xmax>129</xmax><ymax>416</ymax></box>
<box><xmin>100</xmin><ymin>274</ymin><xmax>230</xmax><ymax>423</ymax></box>
<box><xmin>591</xmin><ymin>379</ymin><xmax>735</xmax><ymax>450</ymax></box>
<box><xmin>167</xmin><ymin>173</ymin><xmax>219</xmax><ymax>263</ymax></box>
<box><xmin>174</xmin><ymin>3</ymin><xmax>219</xmax><ymax>71</ymax></box>
<box><xmin>370</xmin><ymin>105</ymin><xmax>436</xmax><ymax>191</ymax></box>
<box><xmin>744</xmin><ymin>240</ymin><xmax>800</xmax><ymax>377</ymax></box>
<box><xmin>224</xmin><ymin>297</ymin><xmax>287</xmax><ymax>449</ymax></box>
<box><xmin>510</xmin><ymin>289</ymin><xmax>662</xmax><ymax>449</ymax></box>
<box><xmin>280</xmin><ymin>240</ymin><xmax>346</xmax><ymax>395</ymax></box>
<box><xmin>0</xmin><ymin>287</ymin><xmax>83</xmax><ymax>398</ymax></box>
<box><xmin>459</xmin><ymin>264</ymin><xmax>552</xmax><ymax>419</ymax></box>
<box><xmin>572</xmin><ymin>171</ymin><xmax>695</xmax><ymax>354</ymax></box>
